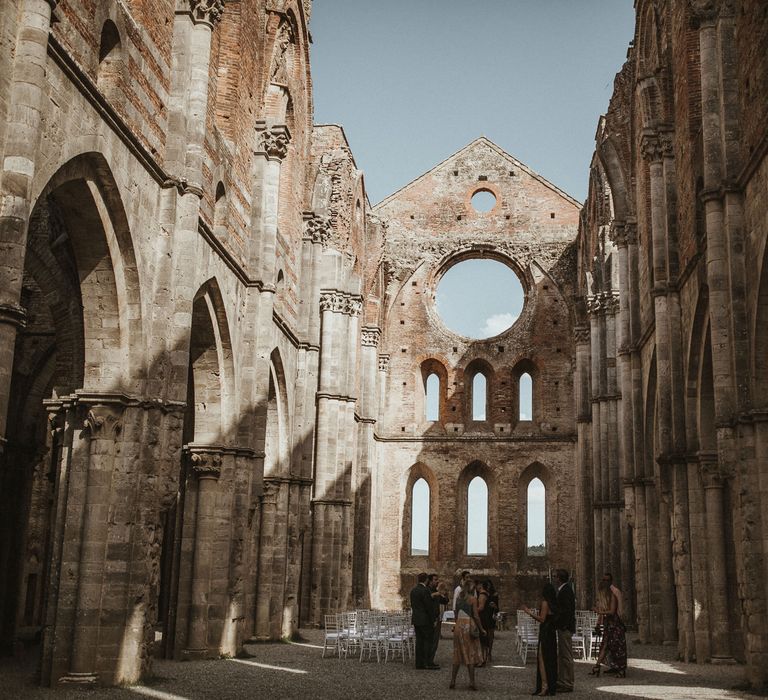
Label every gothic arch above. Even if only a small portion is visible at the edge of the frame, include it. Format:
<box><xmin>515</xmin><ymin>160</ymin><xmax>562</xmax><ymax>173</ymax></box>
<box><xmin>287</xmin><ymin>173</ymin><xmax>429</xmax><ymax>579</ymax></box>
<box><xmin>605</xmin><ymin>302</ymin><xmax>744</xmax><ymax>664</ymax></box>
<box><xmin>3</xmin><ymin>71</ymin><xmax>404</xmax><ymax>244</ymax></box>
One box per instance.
<box><xmin>456</xmin><ymin>461</ymin><xmax>498</xmax><ymax>561</ymax></box>
<box><xmin>418</xmin><ymin>357</ymin><xmax>448</xmax><ymax>424</ymax></box>
<box><xmin>753</xmin><ymin>243</ymin><xmax>768</xmax><ymax>405</ymax></box>
<box><xmin>464</xmin><ymin>358</ymin><xmax>494</xmax><ymax>423</ymax></box>
<box><xmin>518</xmin><ymin>462</ymin><xmax>554</xmax><ymax>560</ymax></box>
<box><xmin>401</xmin><ymin>463</ymin><xmax>439</xmax><ymax>562</ymax></box>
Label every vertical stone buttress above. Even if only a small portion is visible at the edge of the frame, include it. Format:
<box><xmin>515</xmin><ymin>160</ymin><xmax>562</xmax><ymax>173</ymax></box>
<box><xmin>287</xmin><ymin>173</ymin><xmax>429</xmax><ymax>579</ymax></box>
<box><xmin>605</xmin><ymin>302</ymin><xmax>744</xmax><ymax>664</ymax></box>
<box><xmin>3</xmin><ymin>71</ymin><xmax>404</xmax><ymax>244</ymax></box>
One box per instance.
<box><xmin>692</xmin><ymin>0</ymin><xmax>758</xmax><ymax>670</ymax></box>
<box><xmin>0</xmin><ymin>0</ymin><xmax>57</xmax><ymax>456</ymax></box>
<box><xmin>640</xmin><ymin>131</ymin><xmax>678</xmax><ymax>645</ymax></box>
<box><xmin>352</xmin><ymin>326</ymin><xmax>380</xmax><ymax>607</ymax></box>
<box><xmin>574</xmin><ymin>324</ymin><xmax>593</xmax><ymax>608</ymax></box>
<box><xmin>309</xmin><ymin>290</ymin><xmax>362</xmax><ymax>622</ymax></box>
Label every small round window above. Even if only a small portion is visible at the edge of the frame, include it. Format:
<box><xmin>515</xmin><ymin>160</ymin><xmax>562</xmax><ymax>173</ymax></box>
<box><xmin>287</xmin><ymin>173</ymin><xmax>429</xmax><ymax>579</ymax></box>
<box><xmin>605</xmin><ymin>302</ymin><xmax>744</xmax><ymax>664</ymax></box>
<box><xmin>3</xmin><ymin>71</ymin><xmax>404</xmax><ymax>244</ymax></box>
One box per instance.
<box><xmin>471</xmin><ymin>189</ymin><xmax>497</xmax><ymax>213</ymax></box>
<box><xmin>435</xmin><ymin>258</ymin><xmax>524</xmax><ymax>339</ymax></box>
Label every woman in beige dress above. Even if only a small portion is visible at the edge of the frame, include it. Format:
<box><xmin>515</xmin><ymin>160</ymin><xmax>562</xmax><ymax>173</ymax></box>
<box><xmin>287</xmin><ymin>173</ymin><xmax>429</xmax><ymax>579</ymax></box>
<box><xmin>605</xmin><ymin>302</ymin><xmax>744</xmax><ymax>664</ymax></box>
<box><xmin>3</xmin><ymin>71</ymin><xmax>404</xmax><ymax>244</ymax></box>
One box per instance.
<box><xmin>450</xmin><ymin>579</ymin><xmax>486</xmax><ymax>691</ymax></box>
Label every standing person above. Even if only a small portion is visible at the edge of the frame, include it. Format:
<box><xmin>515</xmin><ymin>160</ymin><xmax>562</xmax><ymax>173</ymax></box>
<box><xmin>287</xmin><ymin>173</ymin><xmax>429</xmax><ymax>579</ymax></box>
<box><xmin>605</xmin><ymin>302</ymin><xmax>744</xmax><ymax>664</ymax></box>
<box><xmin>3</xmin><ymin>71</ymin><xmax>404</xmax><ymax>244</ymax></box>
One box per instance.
<box><xmin>477</xmin><ymin>579</ymin><xmax>498</xmax><ymax>665</ymax></box>
<box><xmin>410</xmin><ymin>572</ymin><xmax>438</xmax><ymax>670</ymax></box>
<box><xmin>523</xmin><ymin>582</ymin><xmax>559</xmax><ymax>696</ymax></box>
<box><xmin>590</xmin><ymin>573</ymin><xmax>627</xmax><ymax>677</ymax></box>
<box><xmin>555</xmin><ymin>569</ymin><xmax>575</xmax><ymax>693</ymax></box>
<box><xmin>427</xmin><ymin>573</ymin><xmax>448</xmax><ymax>668</ymax></box>
<box><xmin>453</xmin><ymin>570</ymin><xmax>470</xmax><ymax>610</ymax></box>
<box><xmin>449</xmin><ymin>579</ymin><xmax>485</xmax><ymax>691</ymax></box>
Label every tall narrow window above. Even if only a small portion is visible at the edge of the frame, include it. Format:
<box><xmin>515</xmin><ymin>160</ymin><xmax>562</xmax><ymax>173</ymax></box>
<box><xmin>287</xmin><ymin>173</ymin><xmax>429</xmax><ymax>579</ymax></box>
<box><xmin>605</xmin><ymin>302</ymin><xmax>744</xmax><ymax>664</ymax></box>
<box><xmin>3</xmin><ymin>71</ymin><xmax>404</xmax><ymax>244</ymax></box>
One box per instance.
<box><xmin>519</xmin><ymin>372</ymin><xmax>533</xmax><ymax>421</ymax></box>
<box><xmin>411</xmin><ymin>478</ymin><xmax>430</xmax><ymax>555</ymax></box>
<box><xmin>467</xmin><ymin>476</ymin><xmax>488</xmax><ymax>555</ymax></box>
<box><xmin>425</xmin><ymin>373</ymin><xmax>440</xmax><ymax>421</ymax></box>
<box><xmin>472</xmin><ymin>373</ymin><xmax>487</xmax><ymax>420</ymax></box>
<box><xmin>527</xmin><ymin>478</ymin><xmax>546</xmax><ymax>555</ymax></box>
<box><xmin>97</xmin><ymin>21</ymin><xmax>123</xmax><ymax>103</ymax></box>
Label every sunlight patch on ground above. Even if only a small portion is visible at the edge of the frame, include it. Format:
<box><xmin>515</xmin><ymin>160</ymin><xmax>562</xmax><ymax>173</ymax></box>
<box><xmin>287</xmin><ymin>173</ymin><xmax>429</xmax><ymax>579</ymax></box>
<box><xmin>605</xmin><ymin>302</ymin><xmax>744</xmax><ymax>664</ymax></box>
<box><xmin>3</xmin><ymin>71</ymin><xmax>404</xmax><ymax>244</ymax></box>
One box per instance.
<box><xmin>229</xmin><ymin>658</ymin><xmax>308</xmax><ymax>674</ymax></box>
<box><xmin>627</xmin><ymin>658</ymin><xmax>687</xmax><ymax>674</ymax></box>
<box><xmin>286</xmin><ymin>640</ymin><xmax>325</xmax><ymax>650</ymax></box>
<box><xmin>597</xmin><ymin>685</ymin><xmax>738</xmax><ymax>699</ymax></box>
<box><xmin>128</xmin><ymin>688</ymin><xmax>191</xmax><ymax>700</ymax></box>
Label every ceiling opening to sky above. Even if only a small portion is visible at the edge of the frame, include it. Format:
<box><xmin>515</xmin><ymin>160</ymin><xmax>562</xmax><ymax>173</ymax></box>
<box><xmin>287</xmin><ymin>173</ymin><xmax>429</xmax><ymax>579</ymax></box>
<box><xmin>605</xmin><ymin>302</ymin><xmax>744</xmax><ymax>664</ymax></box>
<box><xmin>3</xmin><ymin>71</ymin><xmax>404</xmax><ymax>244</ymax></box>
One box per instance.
<box><xmin>436</xmin><ymin>259</ymin><xmax>525</xmax><ymax>339</ymax></box>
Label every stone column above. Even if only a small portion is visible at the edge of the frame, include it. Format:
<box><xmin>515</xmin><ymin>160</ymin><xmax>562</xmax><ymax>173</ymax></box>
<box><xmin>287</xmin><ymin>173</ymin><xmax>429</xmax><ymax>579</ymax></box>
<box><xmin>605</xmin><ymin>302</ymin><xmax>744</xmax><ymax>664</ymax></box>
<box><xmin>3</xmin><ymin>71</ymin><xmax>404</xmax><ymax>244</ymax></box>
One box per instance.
<box><xmin>60</xmin><ymin>404</ymin><xmax>123</xmax><ymax>684</ymax></box>
<box><xmin>0</xmin><ymin>0</ymin><xmax>57</xmax><ymax>453</ymax></box>
<box><xmin>183</xmin><ymin>446</ymin><xmax>222</xmax><ymax>658</ymax></box>
<box><xmin>309</xmin><ymin>291</ymin><xmax>361</xmax><ymax>622</ymax></box>
<box><xmin>587</xmin><ymin>296</ymin><xmax>604</xmax><ymax>581</ymax></box>
<box><xmin>699</xmin><ymin>452</ymin><xmax>734</xmax><ymax>662</ymax></box>
<box><xmin>574</xmin><ymin>325</ymin><xmax>593</xmax><ymax>607</ymax></box>
<box><xmin>352</xmin><ymin>326</ymin><xmax>380</xmax><ymax>607</ymax></box>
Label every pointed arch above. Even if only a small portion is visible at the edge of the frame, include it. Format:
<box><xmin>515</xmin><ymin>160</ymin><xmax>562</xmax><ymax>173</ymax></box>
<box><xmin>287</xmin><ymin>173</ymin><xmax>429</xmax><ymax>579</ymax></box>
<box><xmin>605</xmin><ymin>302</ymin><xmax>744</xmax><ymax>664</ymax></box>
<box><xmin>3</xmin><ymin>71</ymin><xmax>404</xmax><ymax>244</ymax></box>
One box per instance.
<box><xmin>465</xmin><ymin>358</ymin><xmax>494</xmax><ymax>423</ymax></box>
<box><xmin>513</xmin><ymin>359</ymin><xmax>538</xmax><ymax>423</ymax></box>
<box><xmin>402</xmin><ymin>463</ymin><xmax>439</xmax><ymax>561</ymax></box>
<box><xmin>419</xmin><ymin>358</ymin><xmax>447</xmax><ymax>423</ymax></box>
<box><xmin>519</xmin><ymin>462</ymin><xmax>553</xmax><ymax>560</ymax></box>
<box><xmin>457</xmin><ymin>461</ymin><xmax>497</xmax><ymax>560</ymax></box>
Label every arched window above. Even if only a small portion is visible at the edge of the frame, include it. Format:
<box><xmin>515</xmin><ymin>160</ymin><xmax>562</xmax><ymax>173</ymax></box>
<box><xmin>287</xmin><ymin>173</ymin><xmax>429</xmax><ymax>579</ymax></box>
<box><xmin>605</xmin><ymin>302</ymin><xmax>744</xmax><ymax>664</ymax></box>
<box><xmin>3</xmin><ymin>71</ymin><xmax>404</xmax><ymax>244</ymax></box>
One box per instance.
<box><xmin>467</xmin><ymin>476</ymin><xmax>488</xmax><ymax>555</ymax></box>
<box><xmin>527</xmin><ymin>478</ymin><xmax>546</xmax><ymax>555</ymax></box>
<box><xmin>214</xmin><ymin>181</ymin><xmax>227</xmax><ymax>239</ymax></box>
<box><xmin>411</xmin><ymin>478</ymin><xmax>430</xmax><ymax>556</ymax></box>
<box><xmin>519</xmin><ymin>372</ymin><xmax>533</xmax><ymax>421</ymax></box>
<box><xmin>425</xmin><ymin>373</ymin><xmax>440</xmax><ymax>421</ymax></box>
<box><xmin>472</xmin><ymin>372</ymin><xmax>487</xmax><ymax>421</ymax></box>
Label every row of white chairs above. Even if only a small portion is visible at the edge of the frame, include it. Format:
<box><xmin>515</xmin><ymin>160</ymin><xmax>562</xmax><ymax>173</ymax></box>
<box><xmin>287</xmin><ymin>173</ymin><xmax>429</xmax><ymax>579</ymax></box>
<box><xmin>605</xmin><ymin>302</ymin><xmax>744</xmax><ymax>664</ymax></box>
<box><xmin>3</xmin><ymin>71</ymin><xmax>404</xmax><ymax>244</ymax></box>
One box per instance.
<box><xmin>323</xmin><ymin>610</ymin><xmax>415</xmax><ymax>663</ymax></box>
<box><xmin>515</xmin><ymin>609</ymin><xmax>602</xmax><ymax>664</ymax></box>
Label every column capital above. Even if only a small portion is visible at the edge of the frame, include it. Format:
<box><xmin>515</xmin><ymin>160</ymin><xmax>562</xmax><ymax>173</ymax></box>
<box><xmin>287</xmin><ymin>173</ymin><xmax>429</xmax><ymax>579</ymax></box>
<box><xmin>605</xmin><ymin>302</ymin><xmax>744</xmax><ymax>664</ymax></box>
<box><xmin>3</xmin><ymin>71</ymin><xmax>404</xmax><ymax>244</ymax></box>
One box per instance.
<box><xmin>0</xmin><ymin>302</ymin><xmax>27</xmax><ymax>330</ymax></box>
<box><xmin>319</xmin><ymin>290</ymin><xmax>362</xmax><ymax>316</ymax></box>
<box><xmin>303</xmin><ymin>212</ymin><xmax>331</xmax><ymax>245</ymax></box>
<box><xmin>378</xmin><ymin>354</ymin><xmax>390</xmax><ymax>372</ymax></box>
<box><xmin>361</xmin><ymin>326</ymin><xmax>381</xmax><ymax>347</ymax></box>
<box><xmin>689</xmin><ymin>0</ymin><xmax>720</xmax><ymax>23</ymax></box>
<box><xmin>573</xmin><ymin>325</ymin><xmax>591</xmax><ymax>345</ymax></box>
<box><xmin>640</xmin><ymin>131</ymin><xmax>664</xmax><ymax>163</ymax></box>
<box><xmin>185</xmin><ymin>445</ymin><xmax>224</xmax><ymax>478</ymax></box>
<box><xmin>659</xmin><ymin>130</ymin><xmax>675</xmax><ymax>159</ymax></box>
<box><xmin>188</xmin><ymin>0</ymin><xmax>226</xmax><ymax>28</ymax></box>
<box><xmin>255</xmin><ymin>124</ymin><xmax>291</xmax><ymax>161</ymax></box>
<box><xmin>83</xmin><ymin>405</ymin><xmax>123</xmax><ymax>439</ymax></box>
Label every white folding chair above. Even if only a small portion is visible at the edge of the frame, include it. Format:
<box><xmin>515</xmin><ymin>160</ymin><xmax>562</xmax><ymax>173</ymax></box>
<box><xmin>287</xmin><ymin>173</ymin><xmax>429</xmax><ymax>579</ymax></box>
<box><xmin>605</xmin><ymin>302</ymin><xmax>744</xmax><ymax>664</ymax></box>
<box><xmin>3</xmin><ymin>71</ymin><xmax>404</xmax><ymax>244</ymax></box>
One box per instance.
<box><xmin>322</xmin><ymin>614</ymin><xmax>344</xmax><ymax>658</ymax></box>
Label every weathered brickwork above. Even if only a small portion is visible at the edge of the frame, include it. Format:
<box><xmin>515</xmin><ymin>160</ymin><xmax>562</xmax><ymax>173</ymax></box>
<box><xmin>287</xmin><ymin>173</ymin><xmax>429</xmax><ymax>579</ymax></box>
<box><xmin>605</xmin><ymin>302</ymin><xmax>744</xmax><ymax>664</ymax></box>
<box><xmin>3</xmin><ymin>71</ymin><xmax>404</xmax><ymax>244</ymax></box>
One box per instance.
<box><xmin>1</xmin><ymin>0</ymin><xmax>767</xmax><ymax>692</ymax></box>
<box><xmin>577</xmin><ymin>0</ymin><xmax>768</xmax><ymax>689</ymax></box>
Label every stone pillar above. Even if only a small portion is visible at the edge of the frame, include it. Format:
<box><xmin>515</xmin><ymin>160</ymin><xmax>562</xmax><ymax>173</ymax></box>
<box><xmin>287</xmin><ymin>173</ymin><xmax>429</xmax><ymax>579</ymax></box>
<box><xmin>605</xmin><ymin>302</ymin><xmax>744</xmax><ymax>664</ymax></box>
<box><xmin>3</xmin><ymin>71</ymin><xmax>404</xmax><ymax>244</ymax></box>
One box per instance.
<box><xmin>574</xmin><ymin>325</ymin><xmax>593</xmax><ymax>607</ymax></box>
<box><xmin>183</xmin><ymin>446</ymin><xmax>222</xmax><ymax>658</ymax></box>
<box><xmin>352</xmin><ymin>326</ymin><xmax>380</xmax><ymax>607</ymax></box>
<box><xmin>699</xmin><ymin>452</ymin><xmax>734</xmax><ymax>662</ymax></box>
<box><xmin>0</xmin><ymin>0</ymin><xmax>56</xmax><ymax>453</ymax></box>
<box><xmin>587</xmin><ymin>296</ymin><xmax>604</xmax><ymax>581</ymax></box>
<box><xmin>309</xmin><ymin>290</ymin><xmax>362</xmax><ymax>623</ymax></box>
<box><xmin>60</xmin><ymin>404</ymin><xmax>123</xmax><ymax>684</ymax></box>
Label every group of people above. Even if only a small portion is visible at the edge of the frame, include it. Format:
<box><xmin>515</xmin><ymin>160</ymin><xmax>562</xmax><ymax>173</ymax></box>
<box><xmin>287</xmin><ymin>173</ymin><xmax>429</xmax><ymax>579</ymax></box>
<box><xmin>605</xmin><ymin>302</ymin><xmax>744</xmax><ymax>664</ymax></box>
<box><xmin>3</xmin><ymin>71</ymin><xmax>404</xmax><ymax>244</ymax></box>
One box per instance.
<box><xmin>409</xmin><ymin>570</ymin><xmax>499</xmax><ymax>690</ymax></box>
<box><xmin>521</xmin><ymin>570</ymin><xmax>627</xmax><ymax>695</ymax></box>
<box><xmin>410</xmin><ymin>568</ymin><xmax>627</xmax><ymax>695</ymax></box>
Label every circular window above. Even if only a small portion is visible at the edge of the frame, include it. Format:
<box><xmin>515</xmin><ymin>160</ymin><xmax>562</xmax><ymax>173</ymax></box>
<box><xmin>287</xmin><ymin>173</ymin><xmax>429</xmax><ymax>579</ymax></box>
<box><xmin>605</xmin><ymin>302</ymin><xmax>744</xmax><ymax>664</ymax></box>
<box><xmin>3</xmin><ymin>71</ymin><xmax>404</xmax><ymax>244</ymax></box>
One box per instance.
<box><xmin>435</xmin><ymin>258</ymin><xmax>524</xmax><ymax>339</ymax></box>
<box><xmin>471</xmin><ymin>189</ymin><xmax>497</xmax><ymax>213</ymax></box>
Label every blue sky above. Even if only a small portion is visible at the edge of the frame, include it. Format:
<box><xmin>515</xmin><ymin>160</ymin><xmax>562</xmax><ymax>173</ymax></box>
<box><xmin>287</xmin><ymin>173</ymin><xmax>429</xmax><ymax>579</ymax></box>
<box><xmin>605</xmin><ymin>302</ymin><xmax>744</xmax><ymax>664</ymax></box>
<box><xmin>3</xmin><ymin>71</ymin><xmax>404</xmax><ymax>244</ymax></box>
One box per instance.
<box><xmin>311</xmin><ymin>1</ymin><xmax>635</xmax><ymax>555</ymax></box>
<box><xmin>310</xmin><ymin>0</ymin><xmax>636</xmax><ymax>204</ymax></box>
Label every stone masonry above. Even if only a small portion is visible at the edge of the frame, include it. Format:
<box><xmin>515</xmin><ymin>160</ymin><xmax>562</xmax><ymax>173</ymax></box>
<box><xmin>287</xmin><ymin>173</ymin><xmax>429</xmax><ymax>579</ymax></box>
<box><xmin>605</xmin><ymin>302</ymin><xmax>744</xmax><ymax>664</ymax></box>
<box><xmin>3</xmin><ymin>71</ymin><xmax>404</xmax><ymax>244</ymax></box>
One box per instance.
<box><xmin>0</xmin><ymin>0</ymin><xmax>766</xmax><ymax>692</ymax></box>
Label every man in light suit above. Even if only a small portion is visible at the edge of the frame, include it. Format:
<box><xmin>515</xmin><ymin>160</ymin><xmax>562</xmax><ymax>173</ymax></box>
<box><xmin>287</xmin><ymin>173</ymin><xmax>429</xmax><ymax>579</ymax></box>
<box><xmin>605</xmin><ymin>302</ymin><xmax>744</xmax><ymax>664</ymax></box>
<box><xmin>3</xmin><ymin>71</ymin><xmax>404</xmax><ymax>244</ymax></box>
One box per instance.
<box><xmin>410</xmin><ymin>572</ymin><xmax>438</xmax><ymax>670</ymax></box>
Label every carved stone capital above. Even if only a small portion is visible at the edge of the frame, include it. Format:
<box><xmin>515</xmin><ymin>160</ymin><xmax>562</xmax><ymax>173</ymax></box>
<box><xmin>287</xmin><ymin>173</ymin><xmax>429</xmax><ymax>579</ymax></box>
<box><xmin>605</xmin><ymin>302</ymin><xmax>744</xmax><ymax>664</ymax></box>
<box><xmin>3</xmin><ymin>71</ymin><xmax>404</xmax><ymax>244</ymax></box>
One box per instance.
<box><xmin>573</xmin><ymin>325</ymin><xmax>591</xmax><ymax>344</ymax></box>
<box><xmin>659</xmin><ymin>131</ymin><xmax>675</xmax><ymax>159</ymax></box>
<box><xmin>319</xmin><ymin>291</ymin><xmax>362</xmax><ymax>316</ymax></box>
<box><xmin>83</xmin><ymin>405</ymin><xmax>123</xmax><ymax>439</ymax></box>
<box><xmin>624</xmin><ymin>221</ymin><xmax>638</xmax><ymax>245</ymax></box>
<box><xmin>361</xmin><ymin>326</ymin><xmax>381</xmax><ymax>347</ymax></box>
<box><xmin>378</xmin><ymin>354</ymin><xmax>390</xmax><ymax>372</ymax></box>
<box><xmin>186</xmin><ymin>446</ymin><xmax>223</xmax><ymax>479</ymax></box>
<box><xmin>0</xmin><ymin>303</ymin><xmax>27</xmax><ymax>330</ymax></box>
<box><xmin>690</xmin><ymin>0</ymin><xmax>719</xmax><ymax>23</ymax></box>
<box><xmin>257</xmin><ymin>125</ymin><xmax>291</xmax><ymax>161</ymax></box>
<box><xmin>640</xmin><ymin>132</ymin><xmax>664</xmax><ymax>163</ymax></box>
<box><xmin>189</xmin><ymin>0</ymin><xmax>226</xmax><ymax>27</ymax></box>
<box><xmin>303</xmin><ymin>214</ymin><xmax>331</xmax><ymax>245</ymax></box>
<box><xmin>609</xmin><ymin>222</ymin><xmax>629</xmax><ymax>247</ymax></box>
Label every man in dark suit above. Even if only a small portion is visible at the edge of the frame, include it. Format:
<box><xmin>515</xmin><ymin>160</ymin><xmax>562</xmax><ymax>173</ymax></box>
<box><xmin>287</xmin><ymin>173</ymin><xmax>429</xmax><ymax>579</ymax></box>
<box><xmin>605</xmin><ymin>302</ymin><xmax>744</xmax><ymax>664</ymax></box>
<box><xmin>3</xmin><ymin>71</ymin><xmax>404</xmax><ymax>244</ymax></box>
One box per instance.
<box><xmin>427</xmin><ymin>573</ymin><xmax>448</xmax><ymax>668</ymax></box>
<box><xmin>555</xmin><ymin>568</ymin><xmax>576</xmax><ymax>692</ymax></box>
<box><xmin>410</xmin><ymin>572</ymin><xmax>438</xmax><ymax>670</ymax></box>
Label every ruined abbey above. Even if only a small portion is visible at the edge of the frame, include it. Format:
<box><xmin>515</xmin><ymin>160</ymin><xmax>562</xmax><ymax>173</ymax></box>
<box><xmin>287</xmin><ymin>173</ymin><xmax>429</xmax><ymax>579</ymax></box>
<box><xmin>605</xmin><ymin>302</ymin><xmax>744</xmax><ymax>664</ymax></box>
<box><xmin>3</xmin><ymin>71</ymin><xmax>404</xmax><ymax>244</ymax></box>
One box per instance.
<box><xmin>0</xmin><ymin>0</ymin><xmax>767</xmax><ymax>691</ymax></box>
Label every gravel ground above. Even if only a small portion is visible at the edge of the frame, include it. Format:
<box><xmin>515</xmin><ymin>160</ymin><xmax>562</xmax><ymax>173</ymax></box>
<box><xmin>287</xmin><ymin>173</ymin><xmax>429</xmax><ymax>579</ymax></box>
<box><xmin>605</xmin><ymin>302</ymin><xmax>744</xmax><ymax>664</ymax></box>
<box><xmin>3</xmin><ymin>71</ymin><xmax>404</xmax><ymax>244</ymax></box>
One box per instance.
<box><xmin>0</xmin><ymin>627</ymin><xmax>758</xmax><ymax>699</ymax></box>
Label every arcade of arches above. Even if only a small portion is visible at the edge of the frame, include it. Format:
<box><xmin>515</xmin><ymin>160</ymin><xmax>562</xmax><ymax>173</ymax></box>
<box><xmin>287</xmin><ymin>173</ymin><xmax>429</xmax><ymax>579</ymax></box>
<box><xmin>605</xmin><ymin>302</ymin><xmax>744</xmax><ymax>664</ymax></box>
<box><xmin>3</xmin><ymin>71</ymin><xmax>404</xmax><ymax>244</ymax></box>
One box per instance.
<box><xmin>0</xmin><ymin>0</ymin><xmax>767</xmax><ymax>691</ymax></box>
